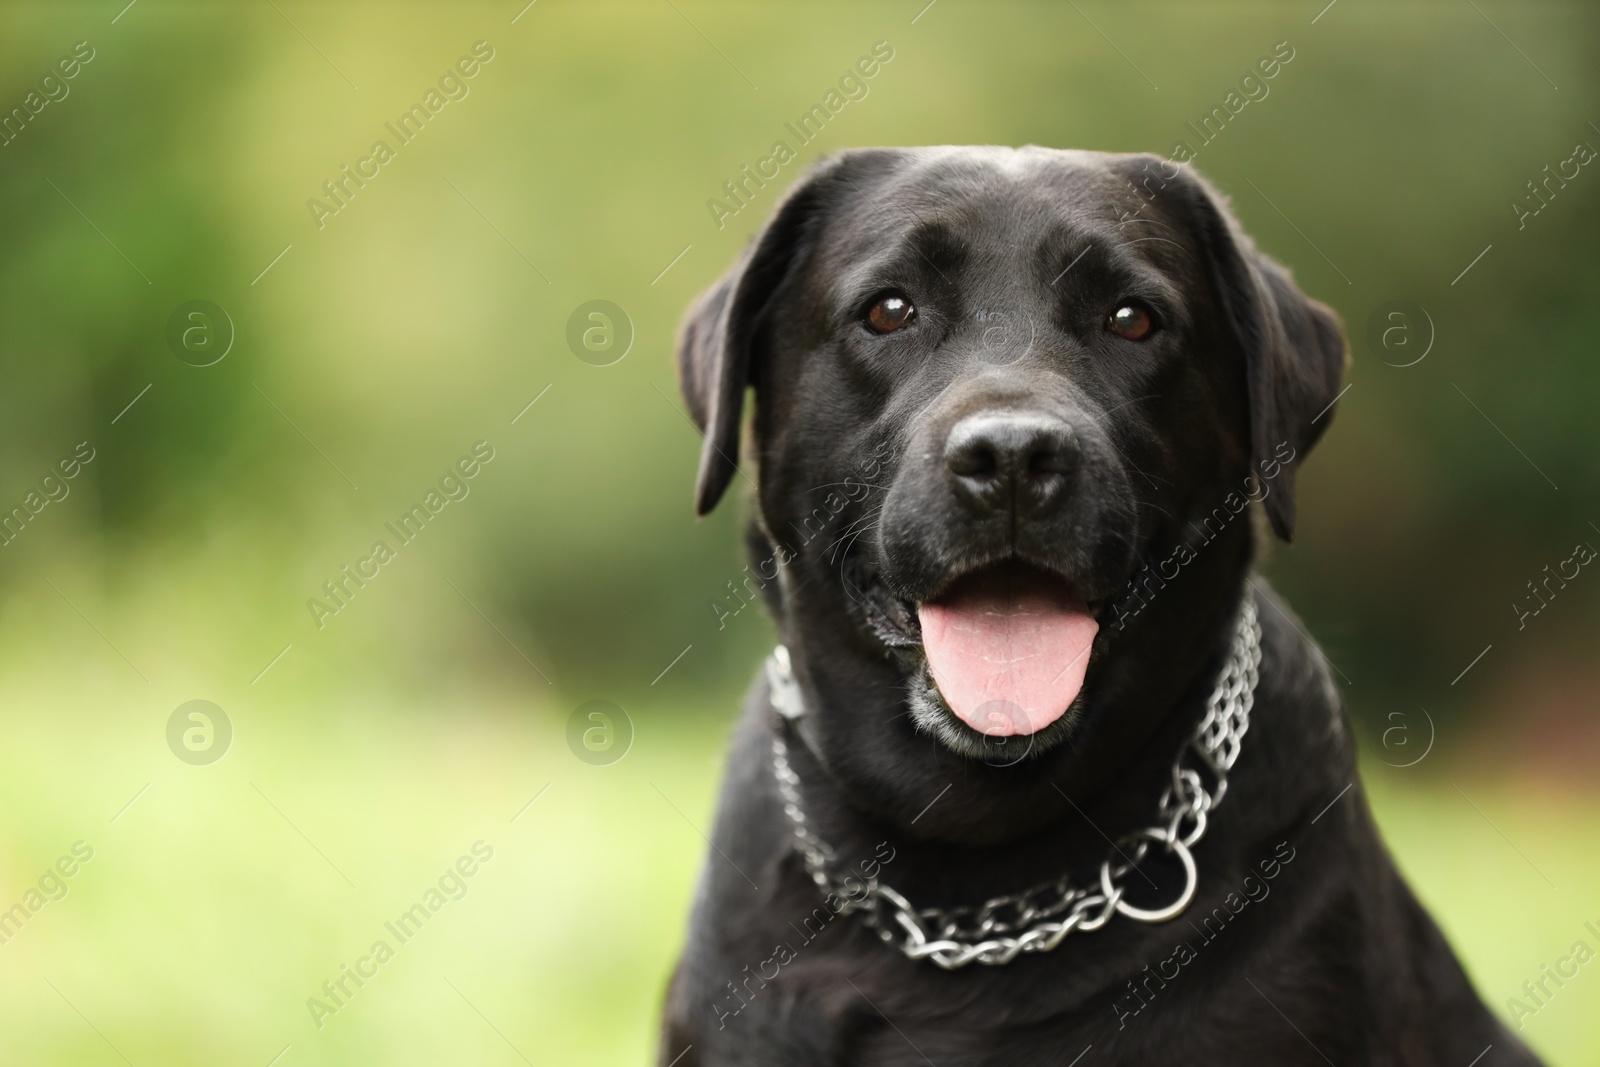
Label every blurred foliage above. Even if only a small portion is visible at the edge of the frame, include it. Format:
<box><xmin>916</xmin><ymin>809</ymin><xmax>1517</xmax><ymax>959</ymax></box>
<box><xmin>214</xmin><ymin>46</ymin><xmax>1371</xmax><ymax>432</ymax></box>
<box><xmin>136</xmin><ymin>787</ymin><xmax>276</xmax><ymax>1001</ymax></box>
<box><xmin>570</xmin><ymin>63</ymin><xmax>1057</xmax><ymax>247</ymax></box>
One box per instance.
<box><xmin>0</xmin><ymin>0</ymin><xmax>1593</xmax><ymax>722</ymax></box>
<box><xmin>0</xmin><ymin>1</ymin><xmax>1596</xmax><ymax>1064</ymax></box>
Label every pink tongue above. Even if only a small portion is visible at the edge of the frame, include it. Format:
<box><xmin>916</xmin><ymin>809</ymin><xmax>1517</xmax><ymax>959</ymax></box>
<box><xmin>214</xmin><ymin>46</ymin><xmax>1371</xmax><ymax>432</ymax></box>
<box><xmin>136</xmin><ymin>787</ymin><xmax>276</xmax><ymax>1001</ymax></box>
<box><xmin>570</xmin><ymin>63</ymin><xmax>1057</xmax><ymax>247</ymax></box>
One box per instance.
<box><xmin>917</xmin><ymin>571</ymin><xmax>1099</xmax><ymax>737</ymax></box>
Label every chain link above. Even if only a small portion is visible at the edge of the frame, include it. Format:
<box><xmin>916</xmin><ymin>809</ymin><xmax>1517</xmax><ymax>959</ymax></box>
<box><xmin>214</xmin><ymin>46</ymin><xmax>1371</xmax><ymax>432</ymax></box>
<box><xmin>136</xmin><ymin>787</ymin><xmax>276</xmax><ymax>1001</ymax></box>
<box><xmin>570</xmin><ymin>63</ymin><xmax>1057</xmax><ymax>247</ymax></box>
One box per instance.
<box><xmin>770</xmin><ymin>596</ymin><xmax>1261</xmax><ymax>970</ymax></box>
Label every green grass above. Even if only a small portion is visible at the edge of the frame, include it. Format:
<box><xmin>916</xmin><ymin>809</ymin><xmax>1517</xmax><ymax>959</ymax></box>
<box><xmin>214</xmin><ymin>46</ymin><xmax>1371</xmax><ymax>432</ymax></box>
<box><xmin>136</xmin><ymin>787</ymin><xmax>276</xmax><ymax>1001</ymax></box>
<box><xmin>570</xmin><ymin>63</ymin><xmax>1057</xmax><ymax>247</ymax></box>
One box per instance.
<box><xmin>2</xmin><ymin>632</ymin><xmax>1595</xmax><ymax>1066</ymax></box>
<box><xmin>1366</xmin><ymin>765</ymin><xmax>1600</xmax><ymax>1064</ymax></box>
<box><xmin>0</xmin><ymin>640</ymin><xmax>727</xmax><ymax>1065</ymax></box>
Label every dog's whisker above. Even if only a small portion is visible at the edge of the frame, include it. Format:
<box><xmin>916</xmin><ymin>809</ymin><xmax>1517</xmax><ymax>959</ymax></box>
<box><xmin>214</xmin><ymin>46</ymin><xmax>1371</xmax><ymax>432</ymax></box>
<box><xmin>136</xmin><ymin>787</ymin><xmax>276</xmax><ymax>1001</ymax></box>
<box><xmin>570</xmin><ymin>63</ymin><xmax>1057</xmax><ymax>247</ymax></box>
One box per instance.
<box><xmin>830</xmin><ymin>530</ymin><xmax>876</xmax><ymax>567</ymax></box>
<box><xmin>804</xmin><ymin>481</ymin><xmax>891</xmax><ymax>495</ymax></box>
<box><xmin>1122</xmin><ymin>235</ymin><xmax>1197</xmax><ymax>262</ymax></box>
<box><xmin>1098</xmin><ymin>393</ymin><xmax>1162</xmax><ymax>419</ymax></box>
<box><xmin>832</xmin><ymin>526</ymin><xmax>876</xmax><ymax>565</ymax></box>
<box><xmin>1114</xmin><ymin>214</ymin><xmax>1184</xmax><ymax>239</ymax></box>
<box><xmin>838</xmin><ymin>173</ymin><xmax>957</xmax><ymax>285</ymax></box>
<box><xmin>826</xmin><ymin>520</ymin><xmax>872</xmax><ymax>554</ymax></box>
<box><xmin>824</xmin><ymin>515</ymin><xmax>882</xmax><ymax>561</ymax></box>
<box><xmin>1064</xmin><ymin>405</ymin><xmax>1169</xmax><ymax>491</ymax></box>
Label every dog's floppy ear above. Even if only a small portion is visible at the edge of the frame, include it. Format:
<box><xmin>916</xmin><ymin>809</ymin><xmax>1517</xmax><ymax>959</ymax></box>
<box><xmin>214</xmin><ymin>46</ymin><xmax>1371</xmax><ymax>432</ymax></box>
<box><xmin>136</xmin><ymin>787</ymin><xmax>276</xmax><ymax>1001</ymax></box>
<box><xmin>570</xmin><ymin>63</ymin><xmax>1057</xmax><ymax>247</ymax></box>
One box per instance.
<box><xmin>1184</xmin><ymin>171</ymin><xmax>1348</xmax><ymax>541</ymax></box>
<box><xmin>676</xmin><ymin>159</ymin><xmax>847</xmax><ymax>515</ymax></box>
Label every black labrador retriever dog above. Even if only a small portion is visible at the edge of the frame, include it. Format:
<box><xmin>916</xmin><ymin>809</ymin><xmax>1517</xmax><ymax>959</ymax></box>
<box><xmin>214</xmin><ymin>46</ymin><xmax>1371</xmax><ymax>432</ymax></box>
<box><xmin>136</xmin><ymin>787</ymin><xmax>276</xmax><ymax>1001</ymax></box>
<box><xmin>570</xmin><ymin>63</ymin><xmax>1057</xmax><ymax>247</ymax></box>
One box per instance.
<box><xmin>660</xmin><ymin>147</ymin><xmax>1536</xmax><ymax>1066</ymax></box>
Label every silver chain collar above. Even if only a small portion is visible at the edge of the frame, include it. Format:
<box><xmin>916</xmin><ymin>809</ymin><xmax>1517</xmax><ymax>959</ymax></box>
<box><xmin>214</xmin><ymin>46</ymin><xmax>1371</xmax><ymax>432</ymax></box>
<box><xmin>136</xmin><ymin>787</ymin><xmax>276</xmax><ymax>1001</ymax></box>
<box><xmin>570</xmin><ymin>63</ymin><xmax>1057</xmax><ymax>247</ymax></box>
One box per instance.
<box><xmin>768</xmin><ymin>597</ymin><xmax>1261</xmax><ymax>970</ymax></box>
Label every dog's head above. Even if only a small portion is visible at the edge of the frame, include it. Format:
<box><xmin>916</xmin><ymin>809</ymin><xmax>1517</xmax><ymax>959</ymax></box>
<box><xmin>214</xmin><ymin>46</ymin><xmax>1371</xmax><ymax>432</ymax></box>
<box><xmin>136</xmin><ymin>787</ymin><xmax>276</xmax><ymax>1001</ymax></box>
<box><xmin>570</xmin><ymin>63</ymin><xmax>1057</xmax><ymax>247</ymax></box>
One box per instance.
<box><xmin>680</xmin><ymin>147</ymin><xmax>1345</xmax><ymax>841</ymax></box>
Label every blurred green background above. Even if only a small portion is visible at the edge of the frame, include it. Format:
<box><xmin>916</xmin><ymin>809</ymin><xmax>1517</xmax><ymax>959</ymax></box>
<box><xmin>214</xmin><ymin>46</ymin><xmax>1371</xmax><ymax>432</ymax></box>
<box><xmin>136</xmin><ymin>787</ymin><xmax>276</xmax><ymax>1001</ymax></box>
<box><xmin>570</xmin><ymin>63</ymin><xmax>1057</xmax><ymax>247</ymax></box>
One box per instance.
<box><xmin>0</xmin><ymin>1</ymin><xmax>1596</xmax><ymax>1063</ymax></box>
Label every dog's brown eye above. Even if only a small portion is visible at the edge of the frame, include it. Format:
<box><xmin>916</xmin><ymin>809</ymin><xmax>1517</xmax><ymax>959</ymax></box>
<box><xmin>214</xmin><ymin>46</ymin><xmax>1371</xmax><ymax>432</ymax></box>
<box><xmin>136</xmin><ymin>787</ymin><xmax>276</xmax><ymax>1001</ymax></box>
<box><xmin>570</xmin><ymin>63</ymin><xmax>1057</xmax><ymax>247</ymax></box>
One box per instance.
<box><xmin>866</xmin><ymin>293</ymin><xmax>917</xmax><ymax>334</ymax></box>
<box><xmin>1107</xmin><ymin>304</ymin><xmax>1155</xmax><ymax>341</ymax></box>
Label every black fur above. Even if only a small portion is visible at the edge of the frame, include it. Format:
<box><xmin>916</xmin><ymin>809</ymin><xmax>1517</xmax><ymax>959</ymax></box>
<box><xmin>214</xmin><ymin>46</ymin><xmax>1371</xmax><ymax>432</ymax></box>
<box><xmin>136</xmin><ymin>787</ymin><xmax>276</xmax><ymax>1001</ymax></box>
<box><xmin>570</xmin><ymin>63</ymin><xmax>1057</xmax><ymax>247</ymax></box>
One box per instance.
<box><xmin>662</xmin><ymin>147</ymin><xmax>1537</xmax><ymax>1066</ymax></box>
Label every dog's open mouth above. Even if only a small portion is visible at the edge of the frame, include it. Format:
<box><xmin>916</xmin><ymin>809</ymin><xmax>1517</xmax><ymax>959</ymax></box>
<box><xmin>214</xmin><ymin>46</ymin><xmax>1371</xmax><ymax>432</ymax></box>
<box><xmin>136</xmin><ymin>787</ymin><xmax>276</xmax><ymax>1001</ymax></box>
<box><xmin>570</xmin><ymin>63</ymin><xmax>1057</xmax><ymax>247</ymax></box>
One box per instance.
<box><xmin>918</xmin><ymin>561</ymin><xmax>1099</xmax><ymax>737</ymax></box>
<box><xmin>851</xmin><ymin>558</ymin><xmax>1104</xmax><ymax>746</ymax></box>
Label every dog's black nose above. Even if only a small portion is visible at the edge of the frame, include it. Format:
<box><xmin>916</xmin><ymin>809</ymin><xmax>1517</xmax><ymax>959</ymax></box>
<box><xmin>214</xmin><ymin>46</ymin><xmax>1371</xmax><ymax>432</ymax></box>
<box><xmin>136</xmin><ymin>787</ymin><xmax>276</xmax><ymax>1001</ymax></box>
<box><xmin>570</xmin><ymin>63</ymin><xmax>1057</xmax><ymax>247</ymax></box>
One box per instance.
<box><xmin>944</xmin><ymin>412</ymin><xmax>1078</xmax><ymax>517</ymax></box>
